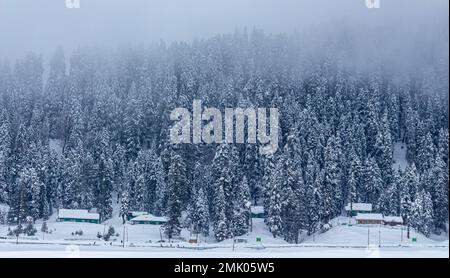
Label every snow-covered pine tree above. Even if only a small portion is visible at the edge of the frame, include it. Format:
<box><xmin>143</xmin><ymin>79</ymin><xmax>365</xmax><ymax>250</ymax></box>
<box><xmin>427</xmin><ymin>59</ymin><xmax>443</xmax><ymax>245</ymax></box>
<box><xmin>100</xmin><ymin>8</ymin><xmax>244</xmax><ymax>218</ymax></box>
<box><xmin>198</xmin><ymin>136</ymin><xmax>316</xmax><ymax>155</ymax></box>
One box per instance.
<box><xmin>213</xmin><ymin>184</ymin><xmax>229</xmax><ymax>242</ymax></box>
<box><xmin>187</xmin><ymin>184</ymin><xmax>210</xmax><ymax>237</ymax></box>
<box><xmin>365</xmin><ymin>97</ymin><xmax>380</xmax><ymax>156</ymax></box>
<box><xmin>416</xmin><ymin>131</ymin><xmax>435</xmax><ymax>172</ymax></box>
<box><xmin>28</xmin><ymin>168</ymin><xmax>42</xmax><ymax>221</ymax></box>
<box><xmin>163</xmin><ymin>151</ymin><xmax>185</xmax><ymax>239</ymax></box>
<box><xmin>261</xmin><ymin>153</ymin><xmax>276</xmax><ymax>218</ymax></box>
<box><xmin>196</xmin><ymin>186</ymin><xmax>210</xmax><ymax>237</ymax></box>
<box><xmin>405</xmin><ymin>107</ymin><xmax>419</xmax><ymax>162</ymax></box>
<box><xmin>266</xmin><ymin>155</ymin><xmax>284</xmax><ymax>238</ymax></box>
<box><xmin>95</xmin><ymin>130</ymin><xmax>114</xmax><ymax>221</ymax></box>
<box><xmin>43</xmin><ymin>150</ymin><xmax>62</xmax><ymax>216</ymax></box>
<box><xmin>410</xmin><ymin>189</ymin><xmax>434</xmax><ymax>236</ymax></box>
<box><xmin>60</xmin><ymin>141</ymin><xmax>82</xmax><ymax>209</ymax></box>
<box><xmin>120</xmin><ymin>186</ymin><xmax>131</xmax><ymax>224</ymax></box>
<box><xmin>0</xmin><ymin>110</ymin><xmax>11</xmax><ymax>204</ymax></box>
<box><xmin>426</xmin><ymin>156</ymin><xmax>449</xmax><ymax>233</ymax></box>
<box><xmin>437</xmin><ymin>128</ymin><xmax>449</xmax><ymax>165</ymax></box>
<box><xmin>374</xmin><ymin>113</ymin><xmax>393</xmax><ymax>187</ymax></box>
<box><xmin>301</xmin><ymin>152</ymin><xmax>321</xmax><ymax>235</ymax></box>
<box><xmin>242</xmin><ymin>144</ymin><xmax>263</xmax><ymax>204</ymax></box>
<box><xmin>80</xmin><ymin>151</ymin><xmax>95</xmax><ymax>209</ymax></box>
<box><xmin>232</xmin><ymin>175</ymin><xmax>251</xmax><ymax>236</ymax></box>
<box><xmin>403</xmin><ymin>164</ymin><xmax>419</xmax><ymax>201</ymax></box>
<box><xmin>123</xmin><ymin>83</ymin><xmax>143</xmax><ymax>161</ymax></box>
<box><xmin>361</xmin><ymin>156</ymin><xmax>382</xmax><ymax>209</ymax></box>
<box><xmin>13</xmin><ymin>167</ymin><xmax>42</xmax><ymax>222</ymax></box>
<box><xmin>65</xmin><ymin>97</ymin><xmax>84</xmax><ymax>152</ymax></box>
<box><xmin>322</xmin><ymin>135</ymin><xmax>344</xmax><ymax>220</ymax></box>
<box><xmin>211</xmin><ymin>143</ymin><xmax>239</xmax><ymax>236</ymax></box>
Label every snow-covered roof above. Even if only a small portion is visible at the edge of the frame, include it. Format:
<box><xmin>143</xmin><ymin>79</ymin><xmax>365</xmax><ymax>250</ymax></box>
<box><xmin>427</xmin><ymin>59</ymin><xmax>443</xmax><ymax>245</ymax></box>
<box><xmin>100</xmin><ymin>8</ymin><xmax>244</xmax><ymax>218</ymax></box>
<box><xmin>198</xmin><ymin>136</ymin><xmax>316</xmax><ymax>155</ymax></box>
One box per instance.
<box><xmin>356</xmin><ymin>213</ymin><xmax>384</xmax><ymax>221</ymax></box>
<box><xmin>344</xmin><ymin>203</ymin><xmax>372</xmax><ymax>211</ymax></box>
<box><xmin>58</xmin><ymin>209</ymin><xmax>100</xmax><ymax>220</ymax></box>
<box><xmin>130</xmin><ymin>211</ymin><xmax>148</xmax><ymax>217</ymax></box>
<box><xmin>130</xmin><ymin>214</ymin><xmax>167</xmax><ymax>222</ymax></box>
<box><xmin>251</xmin><ymin>206</ymin><xmax>264</xmax><ymax>214</ymax></box>
<box><xmin>384</xmin><ymin>216</ymin><xmax>403</xmax><ymax>223</ymax></box>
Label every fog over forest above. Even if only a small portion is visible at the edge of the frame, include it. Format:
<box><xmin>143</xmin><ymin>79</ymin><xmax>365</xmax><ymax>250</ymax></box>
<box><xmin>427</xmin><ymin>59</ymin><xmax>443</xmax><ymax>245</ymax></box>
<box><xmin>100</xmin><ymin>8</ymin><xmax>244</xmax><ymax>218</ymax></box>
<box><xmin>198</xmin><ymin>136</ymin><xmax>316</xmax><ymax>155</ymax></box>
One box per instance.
<box><xmin>0</xmin><ymin>1</ymin><xmax>448</xmax><ymax>243</ymax></box>
<box><xmin>0</xmin><ymin>0</ymin><xmax>448</xmax><ymax>73</ymax></box>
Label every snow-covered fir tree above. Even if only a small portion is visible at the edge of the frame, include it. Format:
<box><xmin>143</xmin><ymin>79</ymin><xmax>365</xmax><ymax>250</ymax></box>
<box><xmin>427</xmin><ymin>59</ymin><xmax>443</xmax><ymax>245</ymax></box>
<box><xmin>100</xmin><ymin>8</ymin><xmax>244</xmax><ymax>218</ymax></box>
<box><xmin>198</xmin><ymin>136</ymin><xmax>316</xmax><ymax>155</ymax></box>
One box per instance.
<box><xmin>163</xmin><ymin>151</ymin><xmax>185</xmax><ymax>239</ymax></box>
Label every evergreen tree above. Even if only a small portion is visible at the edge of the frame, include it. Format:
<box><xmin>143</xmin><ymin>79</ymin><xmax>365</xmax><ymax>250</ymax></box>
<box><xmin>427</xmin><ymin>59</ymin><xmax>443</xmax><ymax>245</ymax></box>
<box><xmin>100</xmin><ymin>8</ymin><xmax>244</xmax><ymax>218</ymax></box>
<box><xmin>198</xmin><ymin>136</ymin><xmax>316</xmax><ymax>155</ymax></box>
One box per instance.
<box><xmin>213</xmin><ymin>184</ymin><xmax>229</xmax><ymax>242</ymax></box>
<box><xmin>163</xmin><ymin>152</ymin><xmax>185</xmax><ymax>239</ymax></box>
<box><xmin>0</xmin><ymin>110</ymin><xmax>11</xmax><ymax>203</ymax></box>
<box><xmin>361</xmin><ymin>157</ymin><xmax>382</xmax><ymax>208</ymax></box>
<box><xmin>123</xmin><ymin>84</ymin><xmax>143</xmax><ymax>160</ymax></box>
<box><xmin>323</xmin><ymin>135</ymin><xmax>344</xmax><ymax>218</ymax></box>
<box><xmin>60</xmin><ymin>143</ymin><xmax>82</xmax><ymax>208</ymax></box>
<box><xmin>437</xmin><ymin>128</ymin><xmax>449</xmax><ymax>165</ymax></box>
<box><xmin>426</xmin><ymin>156</ymin><xmax>449</xmax><ymax>232</ymax></box>
<box><xmin>410</xmin><ymin>190</ymin><xmax>434</xmax><ymax>236</ymax></box>
<box><xmin>266</xmin><ymin>156</ymin><xmax>284</xmax><ymax>238</ymax></box>
<box><xmin>13</xmin><ymin>167</ymin><xmax>42</xmax><ymax>222</ymax></box>
<box><xmin>405</xmin><ymin>107</ymin><xmax>419</xmax><ymax>162</ymax></box>
<box><xmin>262</xmin><ymin>154</ymin><xmax>276</xmax><ymax>215</ymax></box>
<box><xmin>374</xmin><ymin>113</ymin><xmax>393</xmax><ymax>186</ymax></box>
<box><xmin>301</xmin><ymin>153</ymin><xmax>321</xmax><ymax>235</ymax></box>
<box><xmin>403</xmin><ymin>164</ymin><xmax>419</xmax><ymax>200</ymax></box>
<box><xmin>96</xmin><ymin>130</ymin><xmax>114</xmax><ymax>221</ymax></box>
<box><xmin>416</xmin><ymin>132</ymin><xmax>435</xmax><ymax>172</ymax></box>
<box><xmin>232</xmin><ymin>176</ymin><xmax>251</xmax><ymax>236</ymax></box>
<box><xmin>120</xmin><ymin>186</ymin><xmax>131</xmax><ymax>223</ymax></box>
<box><xmin>187</xmin><ymin>186</ymin><xmax>210</xmax><ymax>237</ymax></box>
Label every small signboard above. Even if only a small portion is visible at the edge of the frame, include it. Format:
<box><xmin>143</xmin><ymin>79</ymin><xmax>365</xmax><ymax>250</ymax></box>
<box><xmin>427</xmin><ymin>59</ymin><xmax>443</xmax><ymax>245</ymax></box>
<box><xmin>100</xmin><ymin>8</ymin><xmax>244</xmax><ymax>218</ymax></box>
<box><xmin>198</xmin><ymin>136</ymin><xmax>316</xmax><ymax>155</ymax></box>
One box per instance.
<box><xmin>256</xmin><ymin>237</ymin><xmax>262</xmax><ymax>242</ymax></box>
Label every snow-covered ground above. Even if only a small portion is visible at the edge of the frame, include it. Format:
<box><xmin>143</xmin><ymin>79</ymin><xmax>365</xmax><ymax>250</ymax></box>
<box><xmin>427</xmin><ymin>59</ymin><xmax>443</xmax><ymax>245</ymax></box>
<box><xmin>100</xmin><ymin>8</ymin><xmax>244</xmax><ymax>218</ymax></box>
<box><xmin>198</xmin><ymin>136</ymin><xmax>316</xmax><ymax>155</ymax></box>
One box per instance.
<box><xmin>0</xmin><ymin>243</ymin><xmax>447</xmax><ymax>258</ymax></box>
<box><xmin>393</xmin><ymin>142</ymin><xmax>408</xmax><ymax>171</ymax></box>
<box><xmin>49</xmin><ymin>139</ymin><xmax>63</xmax><ymax>157</ymax></box>
<box><xmin>0</xmin><ymin>216</ymin><xmax>447</xmax><ymax>258</ymax></box>
<box><xmin>302</xmin><ymin>217</ymin><xmax>444</xmax><ymax>246</ymax></box>
<box><xmin>1</xmin><ymin>197</ymin><xmax>447</xmax><ymax>258</ymax></box>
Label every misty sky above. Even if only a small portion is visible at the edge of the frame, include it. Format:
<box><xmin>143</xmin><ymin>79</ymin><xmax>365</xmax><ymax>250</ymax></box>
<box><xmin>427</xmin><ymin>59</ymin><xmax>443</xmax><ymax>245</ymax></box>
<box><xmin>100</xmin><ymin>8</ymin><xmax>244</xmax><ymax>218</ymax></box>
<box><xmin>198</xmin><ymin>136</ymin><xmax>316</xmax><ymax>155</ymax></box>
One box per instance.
<box><xmin>0</xmin><ymin>0</ymin><xmax>448</xmax><ymax>62</ymax></box>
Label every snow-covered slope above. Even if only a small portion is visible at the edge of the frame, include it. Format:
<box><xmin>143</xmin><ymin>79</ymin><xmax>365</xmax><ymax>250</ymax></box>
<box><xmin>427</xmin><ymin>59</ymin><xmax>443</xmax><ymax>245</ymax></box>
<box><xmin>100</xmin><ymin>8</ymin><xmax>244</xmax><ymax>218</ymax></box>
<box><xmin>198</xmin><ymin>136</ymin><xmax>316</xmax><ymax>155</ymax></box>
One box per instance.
<box><xmin>302</xmin><ymin>221</ymin><xmax>442</xmax><ymax>247</ymax></box>
<box><xmin>393</xmin><ymin>142</ymin><xmax>408</xmax><ymax>171</ymax></box>
<box><xmin>218</xmin><ymin>218</ymin><xmax>287</xmax><ymax>246</ymax></box>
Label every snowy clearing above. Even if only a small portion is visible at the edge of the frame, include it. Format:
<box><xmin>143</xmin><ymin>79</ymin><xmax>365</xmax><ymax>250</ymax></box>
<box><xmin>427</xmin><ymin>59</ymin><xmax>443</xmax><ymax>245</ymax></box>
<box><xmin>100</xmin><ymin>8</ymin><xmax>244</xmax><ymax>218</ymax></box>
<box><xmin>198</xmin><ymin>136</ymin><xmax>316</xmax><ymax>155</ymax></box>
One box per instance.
<box><xmin>393</xmin><ymin>142</ymin><xmax>408</xmax><ymax>171</ymax></box>
<box><xmin>0</xmin><ymin>217</ymin><xmax>447</xmax><ymax>258</ymax></box>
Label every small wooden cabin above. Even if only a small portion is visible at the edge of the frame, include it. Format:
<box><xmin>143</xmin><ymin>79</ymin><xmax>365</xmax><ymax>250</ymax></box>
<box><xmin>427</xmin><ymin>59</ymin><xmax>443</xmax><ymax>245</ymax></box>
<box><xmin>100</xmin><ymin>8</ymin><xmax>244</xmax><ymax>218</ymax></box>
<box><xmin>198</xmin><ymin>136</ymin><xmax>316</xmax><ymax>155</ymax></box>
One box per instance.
<box><xmin>355</xmin><ymin>213</ymin><xmax>384</xmax><ymax>225</ymax></box>
<box><xmin>384</xmin><ymin>216</ymin><xmax>403</xmax><ymax>226</ymax></box>
<box><xmin>126</xmin><ymin>211</ymin><xmax>148</xmax><ymax>221</ymax></box>
<box><xmin>57</xmin><ymin>209</ymin><xmax>100</xmax><ymax>224</ymax></box>
<box><xmin>345</xmin><ymin>203</ymin><xmax>372</xmax><ymax>217</ymax></box>
<box><xmin>251</xmin><ymin>206</ymin><xmax>265</xmax><ymax>218</ymax></box>
<box><xmin>129</xmin><ymin>214</ymin><xmax>167</xmax><ymax>225</ymax></box>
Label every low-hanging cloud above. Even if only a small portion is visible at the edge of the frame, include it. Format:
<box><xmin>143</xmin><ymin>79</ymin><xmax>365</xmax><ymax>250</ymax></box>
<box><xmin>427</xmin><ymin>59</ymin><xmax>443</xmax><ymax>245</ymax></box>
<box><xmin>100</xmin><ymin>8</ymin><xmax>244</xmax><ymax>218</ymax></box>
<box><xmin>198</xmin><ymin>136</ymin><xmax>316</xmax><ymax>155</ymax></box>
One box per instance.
<box><xmin>0</xmin><ymin>0</ymin><xmax>448</xmax><ymax>73</ymax></box>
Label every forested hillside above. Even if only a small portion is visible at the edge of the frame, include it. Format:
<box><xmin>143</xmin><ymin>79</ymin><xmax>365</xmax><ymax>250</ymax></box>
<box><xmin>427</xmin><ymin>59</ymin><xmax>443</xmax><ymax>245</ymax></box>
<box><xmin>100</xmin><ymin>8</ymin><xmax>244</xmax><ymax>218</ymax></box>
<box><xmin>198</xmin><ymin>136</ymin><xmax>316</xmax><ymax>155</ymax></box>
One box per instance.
<box><xmin>0</xmin><ymin>30</ymin><xmax>448</xmax><ymax>242</ymax></box>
